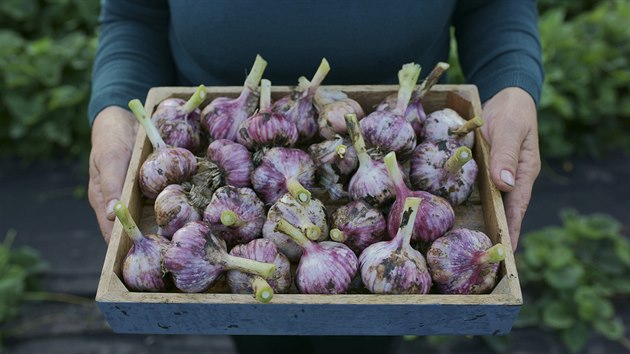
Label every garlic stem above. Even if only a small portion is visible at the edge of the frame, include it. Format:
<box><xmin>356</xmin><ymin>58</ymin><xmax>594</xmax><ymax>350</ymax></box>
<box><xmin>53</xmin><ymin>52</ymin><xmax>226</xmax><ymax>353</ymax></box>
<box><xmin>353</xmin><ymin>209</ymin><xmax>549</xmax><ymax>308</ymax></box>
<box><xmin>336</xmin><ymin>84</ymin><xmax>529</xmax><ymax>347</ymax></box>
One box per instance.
<box><xmin>418</xmin><ymin>62</ymin><xmax>450</xmax><ymax>99</ymax></box>
<box><xmin>335</xmin><ymin>144</ymin><xmax>347</xmax><ymax>159</ymax></box>
<box><xmin>344</xmin><ymin>113</ymin><xmax>371</xmax><ymax>166</ymax></box>
<box><xmin>286</xmin><ymin>177</ymin><xmax>311</xmax><ymax>205</ymax></box>
<box><xmin>220</xmin><ymin>210</ymin><xmax>242</xmax><ymax>227</ymax></box>
<box><xmin>252</xmin><ymin>276</ymin><xmax>274</xmax><ymax>303</ymax></box>
<box><xmin>244</xmin><ymin>54</ymin><xmax>268</xmax><ymax>92</ymax></box>
<box><xmin>259</xmin><ymin>79</ymin><xmax>272</xmax><ymax>112</ymax></box>
<box><xmin>289</xmin><ymin>213</ymin><xmax>321</xmax><ymax>241</ymax></box>
<box><xmin>129</xmin><ymin>99</ymin><xmax>166</xmax><ymax>150</ymax></box>
<box><xmin>113</xmin><ymin>202</ymin><xmax>144</xmax><ymax>243</ymax></box>
<box><xmin>182</xmin><ymin>85</ymin><xmax>207</xmax><ymax>114</ymax></box>
<box><xmin>398</xmin><ymin>197</ymin><xmax>422</xmax><ymax>246</ymax></box>
<box><xmin>444</xmin><ymin>146</ymin><xmax>473</xmax><ymax>173</ymax></box>
<box><xmin>275</xmin><ymin>218</ymin><xmax>311</xmax><ymax>248</ymax></box>
<box><xmin>395</xmin><ymin>63</ymin><xmax>422</xmax><ymax>115</ymax></box>
<box><xmin>224</xmin><ymin>255</ymin><xmax>276</xmax><ymax>279</ymax></box>
<box><xmin>474</xmin><ymin>244</ymin><xmax>506</xmax><ymax>265</ymax></box>
<box><xmin>307</xmin><ymin>58</ymin><xmax>331</xmax><ymax>95</ymax></box>
<box><xmin>330</xmin><ymin>228</ymin><xmax>347</xmax><ymax>242</ymax></box>
<box><xmin>451</xmin><ymin>116</ymin><xmax>484</xmax><ymax>135</ymax></box>
<box><xmin>384</xmin><ymin>151</ymin><xmax>406</xmax><ymax>193</ymax></box>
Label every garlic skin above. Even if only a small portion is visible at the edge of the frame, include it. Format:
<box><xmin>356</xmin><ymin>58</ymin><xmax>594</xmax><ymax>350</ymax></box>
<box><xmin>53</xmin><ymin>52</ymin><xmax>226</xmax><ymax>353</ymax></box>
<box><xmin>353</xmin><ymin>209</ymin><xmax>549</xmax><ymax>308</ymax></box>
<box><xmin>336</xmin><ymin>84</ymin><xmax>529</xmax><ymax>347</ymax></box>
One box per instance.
<box><xmin>273</xmin><ymin>59</ymin><xmax>330</xmax><ymax>141</ymax></box>
<box><xmin>154</xmin><ymin>184</ymin><xmax>203</xmax><ymax>238</ymax></box>
<box><xmin>420</xmin><ymin>108</ymin><xmax>483</xmax><ymax>149</ymax></box>
<box><xmin>275</xmin><ymin>218</ymin><xmax>358</xmax><ymax>294</ymax></box>
<box><xmin>203</xmin><ymin>186</ymin><xmax>265</xmax><ymax>248</ymax></box>
<box><xmin>237</xmin><ymin>79</ymin><xmax>298</xmax><ymax>152</ymax></box>
<box><xmin>384</xmin><ymin>152</ymin><xmax>455</xmax><ymax>244</ymax></box>
<box><xmin>201</xmin><ymin>55</ymin><xmax>266</xmax><ymax>141</ymax></box>
<box><xmin>206</xmin><ymin>139</ymin><xmax>254</xmax><ymax>188</ymax></box>
<box><xmin>330</xmin><ymin>200</ymin><xmax>386</xmax><ymax>256</ymax></box>
<box><xmin>308</xmin><ymin>136</ymin><xmax>359</xmax><ymax>200</ymax></box>
<box><xmin>376</xmin><ymin>93</ymin><xmax>426</xmax><ymax>137</ymax></box>
<box><xmin>164</xmin><ymin>221</ymin><xmax>275</xmax><ymax>293</ymax></box>
<box><xmin>227</xmin><ymin>239</ymin><xmax>292</xmax><ymax>297</ymax></box>
<box><xmin>251</xmin><ymin>147</ymin><xmax>316</xmax><ymax>206</ymax></box>
<box><xmin>113</xmin><ymin>202</ymin><xmax>171</xmax><ymax>292</ymax></box>
<box><xmin>263</xmin><ymin>193</ymin><xmax>329</xmax><ymax>262</ymax></box>
<box><xmin>360</xmin><ymin>109</ymin><xmax>417</xmax><ymax>160</ymax></box>
<box><xmin>410</xmin><ymin>141</ymin><xmax>478</xmax><ymax>205</ymax></box>
<box><xmin>345</xmin><ymin>113</ymin><xmax>395</xmax><ymax>208</ymax></box>
<box><xmin>427</xmin><ymin>229</ymin><xmax>505</xmax><ymax>294</ymax></box>
<box><xmin>359</xmin><ymin>197</ymin><xmax>432</xmax><ymax>294</ymax></box>
<box><xmin>151</xmin><ymin>85</ymin><xmax>206</xmax><ymax>153</ymax></box>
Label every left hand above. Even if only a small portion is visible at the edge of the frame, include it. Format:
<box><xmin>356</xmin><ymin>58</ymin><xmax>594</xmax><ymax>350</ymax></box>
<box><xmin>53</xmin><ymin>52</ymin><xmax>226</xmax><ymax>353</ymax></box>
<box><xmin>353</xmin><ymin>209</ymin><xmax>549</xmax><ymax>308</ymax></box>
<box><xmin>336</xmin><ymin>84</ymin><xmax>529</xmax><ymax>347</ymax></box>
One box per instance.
<box><xmin>481</xmin><ymin>87</ymin><xmax>541</xmax><ymax>250</ymax></box>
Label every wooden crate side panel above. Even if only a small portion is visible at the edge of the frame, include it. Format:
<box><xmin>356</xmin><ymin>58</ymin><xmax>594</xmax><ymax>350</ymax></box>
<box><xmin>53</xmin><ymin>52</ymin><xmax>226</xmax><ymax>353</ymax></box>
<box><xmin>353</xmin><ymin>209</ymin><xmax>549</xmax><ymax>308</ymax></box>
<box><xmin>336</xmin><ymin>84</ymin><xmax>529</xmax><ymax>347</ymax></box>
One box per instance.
<box><xmin>97</xmin><ymin>302</ymin><xmax>520</xmax><ymax>336</ymax></box>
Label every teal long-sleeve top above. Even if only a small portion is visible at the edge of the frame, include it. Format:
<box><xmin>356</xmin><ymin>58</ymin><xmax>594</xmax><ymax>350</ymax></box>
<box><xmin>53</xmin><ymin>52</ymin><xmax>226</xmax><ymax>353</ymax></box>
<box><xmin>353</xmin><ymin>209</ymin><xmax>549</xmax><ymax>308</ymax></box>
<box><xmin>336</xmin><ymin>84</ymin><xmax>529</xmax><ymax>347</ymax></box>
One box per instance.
<box><xmin>88</xmin><ymin>0</ymin><xmax>544</xmax><ymax>124</ymax></box>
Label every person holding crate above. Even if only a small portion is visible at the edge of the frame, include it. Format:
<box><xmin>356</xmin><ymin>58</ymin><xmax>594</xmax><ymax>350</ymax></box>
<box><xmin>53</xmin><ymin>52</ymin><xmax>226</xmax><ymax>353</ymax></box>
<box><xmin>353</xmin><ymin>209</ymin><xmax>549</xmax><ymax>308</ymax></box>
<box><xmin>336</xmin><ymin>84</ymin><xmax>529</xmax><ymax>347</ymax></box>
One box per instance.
<box><xmin>87</xmin><ymin>1</ymin><xmax>543</xmax><ymax>353</ymax></box>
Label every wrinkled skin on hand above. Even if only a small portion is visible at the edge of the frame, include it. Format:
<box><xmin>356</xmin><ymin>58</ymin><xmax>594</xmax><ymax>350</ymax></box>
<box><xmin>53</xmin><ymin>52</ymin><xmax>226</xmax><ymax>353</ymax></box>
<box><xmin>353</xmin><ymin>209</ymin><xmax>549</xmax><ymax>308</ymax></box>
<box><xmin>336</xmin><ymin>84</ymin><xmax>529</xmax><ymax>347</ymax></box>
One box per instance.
<box><xmin>88</xmin><ymin>106</ymin><xmax>138</xmax><ymax>243</ymax></box>
<box><xmin>481</xmin><ymin>87</ymin><xmax>541</xmax><ymax>250</ymax></box>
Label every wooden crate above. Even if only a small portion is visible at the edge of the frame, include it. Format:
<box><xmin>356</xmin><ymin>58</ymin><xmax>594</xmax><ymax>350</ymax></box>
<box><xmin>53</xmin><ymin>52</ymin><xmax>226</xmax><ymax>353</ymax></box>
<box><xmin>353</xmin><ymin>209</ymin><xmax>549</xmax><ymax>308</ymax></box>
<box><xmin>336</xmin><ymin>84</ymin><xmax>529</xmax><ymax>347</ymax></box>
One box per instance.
<box><xmin>96</xmin><ymin>85</ymin><xmax>522</xmax><ymax>335</ymax></box>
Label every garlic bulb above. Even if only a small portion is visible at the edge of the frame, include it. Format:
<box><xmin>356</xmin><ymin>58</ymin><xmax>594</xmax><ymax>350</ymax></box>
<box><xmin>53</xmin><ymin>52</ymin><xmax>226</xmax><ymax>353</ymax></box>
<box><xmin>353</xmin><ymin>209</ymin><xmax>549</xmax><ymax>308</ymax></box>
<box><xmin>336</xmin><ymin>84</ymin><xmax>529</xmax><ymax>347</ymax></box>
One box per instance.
<box><xmin>427</xmin><ymin>228</ymin><xmax>505</xmax><ymax>294</ymax></box>
<box><xmin>263</xmin><ymin>193</ymin><xmax>329</xmax><ymax>262</ymax></box>
<box><xmin>203</xmin><ymin>186</ymin><xmax>265</xmax><ymax>248</ymax></box>
<box><xmin>164</xmin><ymin>221</ymin><xmax>275</xmax><ymax>293</ymax></box>
<box><xmin>275</xmin><ymin>218</ymin><xmax>357</xmax><ymax>294</ymax></box>
<box><xmin>151</xmin><ymin>85</ymin><xmax>206</xmax><ymax>153</ymax></box>
<box><xmin>410</xmin><ymin>142</ymin><xmax>478</xmax><ymax>205</ymax></box>
<box><xmin>227</xmin><ymin>239</ymin><xmax>292</xmax><ymax>303</ymax></box>
<box><xmin>154</xmin><ymin>184</ymin><xmax>203</xmax><ymax>238</ymax></box>
<box><xmin>308</xmin><ymin>136</ymin><xmax>358</xmax><ymax>200</ymax></box>
<box><xmin>420</xmin><ymin>108</ymin><xmax>483</xmax><ymax>149</ymax></box>
<box><xmin>113</xmin><ymin>202</ymin><xmax>171</xmax><ymax>292</ymax></box>
<box><xmin>330</xmin><ymin>200</ymin><xmax>386</xmax><ymax>256</ymax></box>
<box><xmin>129</xmin><ymin>99</ymin><xmax>197</xmax><ymax>200</ymax></box>
<box><xmin>359</xmin><ymin>197</ymin><xmax>432</xmax><ymax>294</ymax></box>
<box><xmin>206</xmin><ymin>139</ymin><xmax>254</xmax><ymax>188</ymax></box>
<box><xmin>201</xmin><ymin>55</ymin><xmax>266</xmax><ymax>141</ymax></box>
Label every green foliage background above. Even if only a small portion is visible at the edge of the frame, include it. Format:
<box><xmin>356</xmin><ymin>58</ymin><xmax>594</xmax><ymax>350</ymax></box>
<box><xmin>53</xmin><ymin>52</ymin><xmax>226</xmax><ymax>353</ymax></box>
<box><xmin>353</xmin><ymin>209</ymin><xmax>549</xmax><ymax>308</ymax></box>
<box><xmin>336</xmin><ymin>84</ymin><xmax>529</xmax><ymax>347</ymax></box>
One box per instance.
<box><xmin>0</xmin><ymin>0</ymin><xmax>628</xmax><ymax>160</ymax></box>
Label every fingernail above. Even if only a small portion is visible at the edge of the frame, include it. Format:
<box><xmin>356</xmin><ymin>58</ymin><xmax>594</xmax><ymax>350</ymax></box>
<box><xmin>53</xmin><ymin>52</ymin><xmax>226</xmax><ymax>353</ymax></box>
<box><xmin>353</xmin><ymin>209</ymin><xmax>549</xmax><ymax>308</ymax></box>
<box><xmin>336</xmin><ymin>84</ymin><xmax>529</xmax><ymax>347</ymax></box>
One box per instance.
<box><xmin>106</xmin><ymin>199</ymin><xmax>118</xmax><ymax>220</ymax></box>
<box><xmin>500</xmin><ymin>170</ymin><xmax>515</xmax><ymax>187</ymax></box>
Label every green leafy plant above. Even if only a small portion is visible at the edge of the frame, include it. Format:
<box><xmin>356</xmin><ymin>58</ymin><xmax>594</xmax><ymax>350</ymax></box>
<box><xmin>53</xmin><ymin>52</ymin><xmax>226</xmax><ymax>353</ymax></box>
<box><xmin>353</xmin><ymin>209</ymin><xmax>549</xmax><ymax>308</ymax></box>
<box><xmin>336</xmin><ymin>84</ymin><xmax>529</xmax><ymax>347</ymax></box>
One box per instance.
<box><xmin>0</xmin><ymin>0</ymin><xmax>99</xmax><ymax>159</ymax></box>
<box><xmin>515</xmin><ymin>209</ymin><xmax>630</xmax><ymax>353</ymax></box>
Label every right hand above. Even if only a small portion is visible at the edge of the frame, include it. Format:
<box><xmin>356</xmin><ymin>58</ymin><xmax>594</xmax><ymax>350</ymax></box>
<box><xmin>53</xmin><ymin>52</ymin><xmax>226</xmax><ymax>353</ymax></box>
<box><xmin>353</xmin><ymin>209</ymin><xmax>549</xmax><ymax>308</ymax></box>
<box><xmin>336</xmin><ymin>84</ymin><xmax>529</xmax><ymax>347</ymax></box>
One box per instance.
<box><xmin>88</xmin><ymin>106</ymin><xmax>138</xmax><ymax>243</ymax></box>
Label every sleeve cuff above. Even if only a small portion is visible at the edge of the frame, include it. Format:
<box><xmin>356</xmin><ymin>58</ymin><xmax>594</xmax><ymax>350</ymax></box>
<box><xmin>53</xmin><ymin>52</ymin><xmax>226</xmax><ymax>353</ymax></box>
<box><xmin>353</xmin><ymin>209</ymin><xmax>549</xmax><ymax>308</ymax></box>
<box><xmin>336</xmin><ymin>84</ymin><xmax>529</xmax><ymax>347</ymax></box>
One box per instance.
<box><xmin>475</xmin><ymin>71</ymin><xmax>542</xmax><ymax>107</ymax></box>
<box><xmin>88</xmin><ymin>90</ymin><xmax>139</xmax><ymax>126</ymax></box>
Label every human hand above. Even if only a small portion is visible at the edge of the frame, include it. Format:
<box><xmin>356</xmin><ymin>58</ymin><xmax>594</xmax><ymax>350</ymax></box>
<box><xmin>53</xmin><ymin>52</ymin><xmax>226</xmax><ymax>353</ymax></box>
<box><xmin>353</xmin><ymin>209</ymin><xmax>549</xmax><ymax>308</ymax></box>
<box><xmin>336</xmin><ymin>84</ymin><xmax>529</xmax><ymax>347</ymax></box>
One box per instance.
<box><xmin>481</xmin><ymin>87</ymin><xmax>541</xmax><ymax>250</ymax></box>
<box><xmin>88</xmin><ymin>106</ymin><xmax>138</xmax><ymax>243</ymax></box>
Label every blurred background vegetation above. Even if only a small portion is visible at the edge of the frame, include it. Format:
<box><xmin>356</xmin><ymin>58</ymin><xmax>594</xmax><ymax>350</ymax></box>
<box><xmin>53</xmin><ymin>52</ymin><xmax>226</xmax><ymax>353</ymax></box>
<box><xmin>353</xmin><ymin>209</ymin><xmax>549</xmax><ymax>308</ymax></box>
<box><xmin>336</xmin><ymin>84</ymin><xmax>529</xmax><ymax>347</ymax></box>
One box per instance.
<box><xmin>0</xmin><ymin>0</ymin><xmax>629</xmax><ymax>161</ymax></box>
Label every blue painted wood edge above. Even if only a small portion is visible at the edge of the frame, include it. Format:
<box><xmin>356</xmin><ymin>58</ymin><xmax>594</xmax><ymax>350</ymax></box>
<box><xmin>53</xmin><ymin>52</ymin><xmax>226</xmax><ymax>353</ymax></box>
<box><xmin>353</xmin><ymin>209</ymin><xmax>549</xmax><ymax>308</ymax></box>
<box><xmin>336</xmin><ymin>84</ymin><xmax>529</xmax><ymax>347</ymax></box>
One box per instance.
<box><xmin>97</xmin><ymin>302</ymin><xmax>521</xmax><ymax>336</ymax></box>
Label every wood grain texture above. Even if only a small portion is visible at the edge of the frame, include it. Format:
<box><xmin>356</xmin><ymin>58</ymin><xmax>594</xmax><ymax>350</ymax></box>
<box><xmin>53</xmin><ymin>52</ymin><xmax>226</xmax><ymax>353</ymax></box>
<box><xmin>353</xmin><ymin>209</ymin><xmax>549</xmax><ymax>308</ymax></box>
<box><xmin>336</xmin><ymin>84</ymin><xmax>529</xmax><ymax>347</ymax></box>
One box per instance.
<box><xmin>96</xmin><ymin>84</ymin><xmax>521</xmax><ymax>336</ymax></box>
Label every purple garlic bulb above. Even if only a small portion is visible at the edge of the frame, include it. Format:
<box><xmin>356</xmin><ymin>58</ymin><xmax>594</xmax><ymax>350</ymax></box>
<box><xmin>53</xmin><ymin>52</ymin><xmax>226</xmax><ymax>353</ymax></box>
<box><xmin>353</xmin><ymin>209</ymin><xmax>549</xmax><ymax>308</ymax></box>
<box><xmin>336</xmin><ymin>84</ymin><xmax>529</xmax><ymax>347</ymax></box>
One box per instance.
<box><xmin>314</xmin><ymin>86</ymin><xmax>365</xmax><ymax>140</ymax></box>
<box><xmin>410</xmin><ymin>142</ymin><xmax>478</xmax><ymax>205</ymax></box>
<box><xmin>201</xmin><ymin>55</ymin><xmax>267</xmax><ymax>141</ymax></box>
<box><xmin>275</xmin><ymin>218</ymin><xmax>357</xmax><ymax>294</ymax></box>
<box><xmin>164</xmin><ymin>221</ymin><xmax>275</xmax><ymax>293</ymax></box>
<box><xmin>252</xmin><ymin>147</ymin><xmax>316</xmax><ymax>206</ymax></box>
<box><xmin>237</xmin><ymin>79</ymin><xmax>299</xmax><ymax>157</ymax></box>
<box><xmin>203</xmin><ymin>185</ymin><xmax>265</xmax><ymax>248</ymax></box>
<box><xmin>154</xmin><ymin>184</ymin><xmax>204</xmax><ymax>238</ymax></box>
<box><xmin>129</xmin><ymin>99</ymin><xmax>197</xmax><ymax>199</ymax></box>
<box><xmin>263</xmin><ymin>193</ymin><xmax>329</xmax><ymax>262</ymax></box>
<box><xmin>427</xmin><ymin>228</ymin><xmax>505</xmax><ymax>294</ymax></box>
<box><xmin>344</xmin><ymin>113</ymin><xmax>395</xmax><ymax>208</ymax></box>
<box><xmin>308</xmin><ymin>136</ymin><xmax>359</xmax><ymax>200</ymax></box>
<box><xmin>272</xmin><ymin>58</ymin><xmax>330</xmax><ymax>141</ymax></box>
<box><xmin>384</xmin><ymin>151</ymin><xmax>455</xmax><ymax>243</ymax></box>
<box><xmin>360</xmin><ymin>63</ymin><xmax>420</xmax><ymax>160</ymax></box>
<box><xmin>227</xmin><ymin>239</ymin><xmax>292</xmax><ymax>303</ymax></box>
<box><xmin>375</xmin><ymin>92</ymin><xmax>425</xmax><ymax>137</ymax></box>
<box><xmin>206</xmin><ymin>139</ymin><xmax>254</xmax><ymax>188</ymax></box>
<box><xmin>330</xmin><ymin>200</ymin><xmax>386</xmax><ymax>256</ymax></box>
<box><xmin>359</xmin><ymin>197</ymin><xmax>432</xmax><ymax>294</ymax></box>
<box><xmin>421</xmin><ymin>108</ymin><xmax>484</xmax><ymax>149</ymax></box>
<box><xmin>151</xmin><ymin>85</ymin><xmax>206</xmax><ymax>153</ymax></box>
<box><xmin>113</xmin><ymin>202</ymin><xmax>171</xmax><ymax>292</ymax></box>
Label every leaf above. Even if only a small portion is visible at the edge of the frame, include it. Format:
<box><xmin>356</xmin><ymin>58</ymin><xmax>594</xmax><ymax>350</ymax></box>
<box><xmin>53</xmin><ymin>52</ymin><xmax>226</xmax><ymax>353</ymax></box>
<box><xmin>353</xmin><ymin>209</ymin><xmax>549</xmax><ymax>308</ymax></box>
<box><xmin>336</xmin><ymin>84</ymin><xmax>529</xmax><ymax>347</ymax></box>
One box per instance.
<box><xmin>543</xmin><ymin>264</ymin><xmax>584</xmax><ymax>289</ymax></box>
<box><xmin>542</xmin><ymin>300</ymin><xmax>575</xmax><ymax>329</ymax></box>
<box><xmin>546</xmin><ymin>246</ymin><xmax>574</xmax><ymax>269</ymax></box>
<box><xmin>614</xmin><ymin>239</ymin><xmax>630</xmax><ymax>267</ymax></box>
<box><xmin>593</xmin><ymin>317</ymin><xmax>625</xmax><ymax>341</ymax></box>
<box><xmin>574</xmin><ymin>287</ymin><xmax>614</xmax><ymax>321</ymax></box>
<box><xmin>561</xmin><ymin>322</ymin><xmax>589</xmax><ymax>354</ymax></box>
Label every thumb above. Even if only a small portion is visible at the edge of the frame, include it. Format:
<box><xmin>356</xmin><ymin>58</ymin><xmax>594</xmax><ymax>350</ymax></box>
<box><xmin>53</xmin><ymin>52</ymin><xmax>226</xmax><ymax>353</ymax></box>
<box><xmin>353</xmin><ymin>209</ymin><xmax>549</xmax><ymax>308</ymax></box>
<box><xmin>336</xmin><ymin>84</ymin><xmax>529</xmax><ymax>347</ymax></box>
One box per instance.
<box><xmin>98</xmin><ymin>151</ymin><xmax>133</xmax><ymax>221</ymax></box>
<box><xmin>482</xmin><ymin>120</ymin><xmax>523</xmax><ymax>193</ymax></box>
